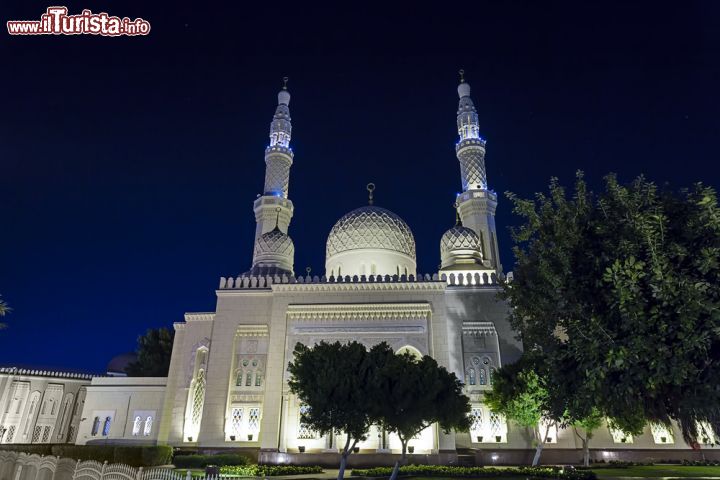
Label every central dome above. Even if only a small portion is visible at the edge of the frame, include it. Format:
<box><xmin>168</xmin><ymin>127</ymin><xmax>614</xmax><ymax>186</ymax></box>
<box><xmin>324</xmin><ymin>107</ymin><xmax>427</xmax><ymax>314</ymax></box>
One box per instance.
<box><xmin>325</xmin><ymin>206</ymin><xmax>417</xmax><ymax>278</ymax></box>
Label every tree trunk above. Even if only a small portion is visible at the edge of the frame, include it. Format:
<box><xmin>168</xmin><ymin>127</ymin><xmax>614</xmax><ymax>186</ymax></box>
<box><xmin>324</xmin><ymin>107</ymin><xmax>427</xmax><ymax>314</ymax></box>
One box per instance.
<box><xmin>532</xmin><ymin>423</ymin><xmax>551</xmax><ymax>466</ymax></box>
<box><xmin>337</xmin><ymin>436</ymin><xmax>355</xmax><ymax>480</ymax></box>
<box><xmin>582</xmin><ymin>437</ymin><xmax>590</xmax><ymax>467</ymax></box>
<box><xmin>337</xmin><ymin>453</ymin><xmax>349</xmax><ymax>480</ymax></box>
<box><xmin>389</xmin><ymin>438</ymin><xmax>407</xmax><ymax>480</ymax></box>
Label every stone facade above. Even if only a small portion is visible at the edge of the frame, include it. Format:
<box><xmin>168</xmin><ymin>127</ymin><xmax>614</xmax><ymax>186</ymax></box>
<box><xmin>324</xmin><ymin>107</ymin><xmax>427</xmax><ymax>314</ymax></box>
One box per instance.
<box><xmin>0</xmin><ymin>368</ymin><xmax>90</xmax><ymax>445</ymax></box>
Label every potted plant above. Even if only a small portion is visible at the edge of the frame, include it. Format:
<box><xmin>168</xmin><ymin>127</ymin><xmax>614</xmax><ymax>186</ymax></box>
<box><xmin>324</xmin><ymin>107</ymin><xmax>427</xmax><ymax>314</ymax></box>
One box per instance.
<box><xmin>408</xmin><ymin>446</ymin><xmax>415</xmax><ymax>454</ymax></box>
<box><xmin>298</xmin><ymin>445</ymin><xmax>306</xmax><ymax>453</ymax></box>
<box><xmin>660</xmin><ymin>436</ymin><xmax>667</xmax><ymax>443</ymax></box>
<box><xmin>353</xmin><ymin>446</ymin><xmax>360</xmax><ymax>453</ymax></box>
<box><xmin>248</xmin><ymin>433</ymin><xmax>254</xmax><ymax>441</ymax></box>
<box><xmin>495</xmin><ymin>435</ymin><xmax>502</xmax><ymax>442</ymax></box>
<box><xmin>477</xmin><ymin>435</ymin><xmax>483</xmax><ymax>442</ymax></box>
<box><xmin>230</xmin><ymin>435</ymin><xmax>236</xmax><ymax>441</ymax></box>
<box><xmin>187</xmin><ymin>436</ymin><xmax>193</xmax><ymax>442</ymax></box>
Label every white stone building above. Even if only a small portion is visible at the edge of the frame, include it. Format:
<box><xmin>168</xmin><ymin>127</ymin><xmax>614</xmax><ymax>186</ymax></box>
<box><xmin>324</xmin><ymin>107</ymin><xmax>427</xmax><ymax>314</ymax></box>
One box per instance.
<box><xmin>0</xmin><ymin>368</ymin><xmax>91</xmax><ymax>446</ymax></box>
<box><xmin>2</xmin><ymin>77</ymin><xmax>717</xmax><ymax>463</ymax></box>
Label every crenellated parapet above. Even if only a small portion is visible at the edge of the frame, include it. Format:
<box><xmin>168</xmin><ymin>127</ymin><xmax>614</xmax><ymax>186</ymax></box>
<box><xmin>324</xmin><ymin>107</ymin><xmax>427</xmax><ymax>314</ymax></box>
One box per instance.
<box><xmin>0</xmin><ymin>367</ymin><xmax>95</xmax><ymax>380</ymax></box>
<box><xmin>218</xmin><ymin>271</ymin><xmax>504</xmax><ymax>290</ymax></box>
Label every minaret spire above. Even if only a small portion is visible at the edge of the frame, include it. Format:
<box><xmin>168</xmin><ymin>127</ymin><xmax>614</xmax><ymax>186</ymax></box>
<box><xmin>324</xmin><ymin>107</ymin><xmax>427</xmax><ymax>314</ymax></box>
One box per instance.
<box><xmin>453</xmin><ymin>71</ymin><xmax>502</xmax><ymax>273</ymax></box>
<box><xmin>248</xmin><ymin>79</ymin><xmax>296</xmax><ymax>274</ymax></box>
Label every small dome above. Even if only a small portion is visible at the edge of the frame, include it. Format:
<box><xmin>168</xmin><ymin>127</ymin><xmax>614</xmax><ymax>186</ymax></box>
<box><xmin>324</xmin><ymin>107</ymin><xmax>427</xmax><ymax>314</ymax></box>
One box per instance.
<box><xmin>254</xmin><ymin>227</ymin><xmax>294</xmax><ymax>258</ymax></box>
<box><xmin>326</xmin><ymin>206</ymin><xmax>415</xmax><ymax>259</ymax></box>
<box><xmin>440</xmin><ymin>223</ymin><xmax>484</xmax><ymax>270</ymax></box>
<box><xmin>107</xmin><ymin>352</ymin><xmax>137</xmax><ymax>376</ymax></box>
<box><xmin>441</xmin><ymin>225</ymin><xmax>481</xmax><ymax>255</ymax></box>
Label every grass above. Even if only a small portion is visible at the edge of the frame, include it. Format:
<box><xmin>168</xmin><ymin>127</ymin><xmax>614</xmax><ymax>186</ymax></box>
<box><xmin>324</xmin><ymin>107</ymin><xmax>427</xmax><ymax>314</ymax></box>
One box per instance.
<box><xmin>591</xmin><ymin>465</ymin><xmax>720</xmax><ymax>478</ymax></box>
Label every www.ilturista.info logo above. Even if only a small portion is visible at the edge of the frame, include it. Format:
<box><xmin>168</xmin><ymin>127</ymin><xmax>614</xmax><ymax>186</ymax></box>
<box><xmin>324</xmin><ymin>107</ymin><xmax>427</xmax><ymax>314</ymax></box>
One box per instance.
<box><xmin>7</xmin><ymin>7</ymin><xmax>150</xmax><ymax>36</ymax></box>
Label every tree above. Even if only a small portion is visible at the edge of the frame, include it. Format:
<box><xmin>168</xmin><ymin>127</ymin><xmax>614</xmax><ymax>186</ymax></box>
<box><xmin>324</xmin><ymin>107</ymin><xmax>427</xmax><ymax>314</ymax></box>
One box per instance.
<box><xmin>288</xmin><ymin>341</ymin><xmax>377</xmax><ymax>480</ymax></box>
<box><xmin>368</xmin><ymin>343</ymin><xmax>471</xmax><ymax>480</ymax></box>
<box><xmin>572</xmin><ymin>409</ymin><xmax>604</xmax><ymax>467</ymax></box>
<box><xmin>0</xmin><ymin>295</ymin><xmax>10</xmax><ymax>330</ymax></box>
<box><xmin>125</xmin><ymin>327</ymin><xmax>175</xmax><ymax>377</ymax></box>
<box><xmin>502</xmin><ymin>172</ymin><xmax>720</xmax><ymax>444</ymax></box>
<box><xmin>484</xmin><ymin>357</ymin><xmax>555</xmax><ymax>466</ymax></box>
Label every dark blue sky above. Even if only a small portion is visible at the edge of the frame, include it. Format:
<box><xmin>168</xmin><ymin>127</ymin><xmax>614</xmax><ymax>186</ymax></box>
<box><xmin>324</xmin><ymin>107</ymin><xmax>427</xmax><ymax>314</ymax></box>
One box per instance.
<box><xmin>1</xmin><ymin>2</ymin><xmax>719</xmax><ymax>373</ymax></box>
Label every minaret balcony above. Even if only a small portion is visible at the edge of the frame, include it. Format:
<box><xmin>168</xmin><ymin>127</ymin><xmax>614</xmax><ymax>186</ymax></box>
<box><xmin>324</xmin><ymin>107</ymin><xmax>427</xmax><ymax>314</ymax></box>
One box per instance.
<box><xmin>265</xmin><ymin>145</ymin><xmax>294</xmax><ymax>156</ymax></box>
<box><xmin>455</xmin><ymin>137</ymin><xmax>486</xmax><ymax>152</ymax></box>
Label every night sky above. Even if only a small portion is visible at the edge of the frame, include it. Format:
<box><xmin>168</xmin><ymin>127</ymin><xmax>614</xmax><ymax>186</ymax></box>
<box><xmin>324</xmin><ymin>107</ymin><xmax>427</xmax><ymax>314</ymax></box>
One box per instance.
<box><xmin>1</xmin><ymin>2</ymin><xmax>719</xmax><ymax>373</ymax></box>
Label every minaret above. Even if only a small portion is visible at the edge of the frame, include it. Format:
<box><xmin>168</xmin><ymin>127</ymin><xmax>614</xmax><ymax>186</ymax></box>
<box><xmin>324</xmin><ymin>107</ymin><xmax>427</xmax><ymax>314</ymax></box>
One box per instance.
<box><xmin>247</xmin><ymin>78</ymin><xmax>296</xmax><ymax>275</ymax></box>
<box><xmin>453</xmin><ymin>70</ymin><xmax>501</xmax><ymax>273</ymax></box>
<box><xmin>253</xmin><ymin>77</ymin><xmax>294</xmax><ymax>241</ymax></box>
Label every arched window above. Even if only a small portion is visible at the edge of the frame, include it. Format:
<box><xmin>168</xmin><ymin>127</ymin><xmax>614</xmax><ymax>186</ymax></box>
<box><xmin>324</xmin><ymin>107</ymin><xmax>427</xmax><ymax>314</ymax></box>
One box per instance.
<box><xmin>371</xmin><ymin>263</ymin><xmax>377</xmax><ymax>275</ymax></box>
<box><xmin>255</xmin><ymin>373</ymin><xmax>263</xmax><ymax>387</ymax></box>
<box><xmin>50</xmin><ymin>400</ymin><xmax>57</xmax><ymax>416</ymax></box>
<box><xmin>404</xmin><ymin>266</ymin><xmax>408</xmax><ymax>276</ymax></box>
<box><xmin>236</xmin><ymin>371</ymin><xmax>243</xmax><ymax>386</ymax></box>
<box><xmin>144</xmin><ymin>416</ymin><xmax>153</xmax><ymax>436</ymax></box>
<box><xmin>91</xmin><ymin>417</ymin><xmax>100</xmax><ymax>436</ymax></box>
<box><xmin>245</xmin><ymin>372</ymin><xmax>252</xmax><ymax>386</ymax></box>
<box><xmin>467</xmin><ymin>368</ymin><xmax>476</xmax><ymax>385</ymax></box>
<box><xmin>132</xmin><ymin>416</ymin><xmax>142</xmax><ymax>436</ymax></box>
<box><xmin>396</xmin><ymin>265</ymin><xmax>400</xmax><ymax>276</ymax></box>
<box><xmin>185</xmin><ymin>347</ymin><xmax>208</xmax><ymax>441</ymax></box>
<box><xmin>478</xmin><ymin>368</ymin><xmax>487</xmax><ymax>385</ymax></box>
<box><xmin>102</xmin><ymin>417</ymin><xmax>112</xmax><ymax>436</ymax></box>
<box><xmin>338</xmin><ymin>266</ymin><xmax>342</xmax><ymax>276</ymax></box>
<box><xmin>489</xmin><ymin>367</ymin><xmax>496</xmax><ymax>385</ymax></box>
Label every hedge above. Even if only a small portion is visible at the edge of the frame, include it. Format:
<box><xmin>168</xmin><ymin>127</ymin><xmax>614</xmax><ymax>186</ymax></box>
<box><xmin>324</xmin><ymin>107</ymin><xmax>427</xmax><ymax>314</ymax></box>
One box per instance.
<box><xmin>220</xmin><ymin>465</ymin><xmax>323</xmax><ymax>476</ymax></box>
<box><xmin>350</xmin><ymin>465</ymin><xmax>596</xmax><ymax>480</ymax></box>
<box><xmin>173</xmin><ymin>454</ymin><xmax>251</xmax><ymax>469</ymax></box>
<box><xmin>0</xmin><ymin>445</ymin><xmax>173</xmax><ymax>467</ymax></box>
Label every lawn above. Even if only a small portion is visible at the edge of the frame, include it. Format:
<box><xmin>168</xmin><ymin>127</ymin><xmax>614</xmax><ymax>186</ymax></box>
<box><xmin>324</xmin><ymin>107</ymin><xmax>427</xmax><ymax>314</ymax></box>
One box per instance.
<box><xmin>592</xmin><ymin>465</ymin><xmax>720</xmax><ymax>478</ymax></box>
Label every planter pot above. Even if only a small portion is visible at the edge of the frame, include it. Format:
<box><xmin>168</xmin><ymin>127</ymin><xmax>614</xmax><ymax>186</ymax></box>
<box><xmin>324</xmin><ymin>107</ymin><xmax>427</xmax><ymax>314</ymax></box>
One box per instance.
<box><xmin>229</xmin><ymin>435</ymin><xmax>236</xmax><ymax>441</ymax></box>
<box><xmin>408</xmin><ymin>446</ymin><xmax>415</xmax><ymax>454</ymax></box>
<box><xmin>187</xmin><ymin>436</ymin><xmax>193</xmax><ymax>442</ymax></box>
<box><xmin>353</xmin><ymin>447</ymin><xmax>360</xmax><ymax>453</ymax></box>
<box><xmin>661</xmin><ymin>437</ymin><xmax>667</xmax><ymax>443</ymax></box>
<box><xmin>495</xmin><ymin>435</ymin><xmax>502</xmax><ymax>442</ymax></box>
<box><xmin>247</xmin><ymin>434</ymin><xmax>254</xmax><ymax>441</ymax></box>
<box><xmin>298</xmin><ymin>446</ymin><xmax>306</xmax><ymax>453</ymax></box>
<box><xmin>477</xmin><ymin>436</ymin><xmax>483</xmax><ymax>443</ymax></box>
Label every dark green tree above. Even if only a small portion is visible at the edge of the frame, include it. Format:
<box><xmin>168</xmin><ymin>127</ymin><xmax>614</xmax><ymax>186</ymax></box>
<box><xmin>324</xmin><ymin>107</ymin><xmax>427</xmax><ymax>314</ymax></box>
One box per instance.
<box><xmin>502</xmin><ymin>172</ymin><xmax>720</xmax><ymax>444</ymax></box>
<box><xmin>125</xmin><ymin>327</ymin><xmax>175</xmax><ymax>377</ymax></box>
<box><xmin>0</xmin><ymin>295</ymin><xmax>10</xmax><ymax>330</ymax></box>
<box><xmin>287</xmin><ymin>341</ymin><xmax>377</xmax><ymax>480</ymax></box>
<box><xmin>368</xmin><ymin>343</ymin><xmax>471</xmax><ymax>480</ymax></box>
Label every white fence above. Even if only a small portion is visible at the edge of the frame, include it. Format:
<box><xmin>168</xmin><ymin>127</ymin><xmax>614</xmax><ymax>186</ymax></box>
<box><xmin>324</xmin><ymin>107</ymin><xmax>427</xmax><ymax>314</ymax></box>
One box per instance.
<box><xmin>0</xmin><ymin>452</ymin><xmax>223</xmax><ymax>480</ymax></box>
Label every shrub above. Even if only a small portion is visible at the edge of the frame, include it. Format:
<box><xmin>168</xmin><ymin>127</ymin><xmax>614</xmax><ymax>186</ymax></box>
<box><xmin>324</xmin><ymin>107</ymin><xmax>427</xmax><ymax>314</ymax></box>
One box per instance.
<box><xmin>220</xmin><ymin>465</ymin><xmax>323</xmax><ymax>476</ymax></box>
<box><xmin>0</xmin><ymin>445</ymin><xmax>53</xmax><ymax>456</ymax></box>
<box><xmin>114</xmin><ymin>446</ymin><xmax>173</xmax><ymax>467</ymax></box>
<box><xmin>173</xmin><ymin>454</ymin><xmax>251</xmax><ymax>469</ymax></box>
<box><xmin>0</xmin><ymin>445</ymin><xmax>172</xmax><ymax>467</ymax></box>
<box><xmin>350</xmin><ymin>465</ymin><xmax>596</xmax><ymax>480</ymax></box>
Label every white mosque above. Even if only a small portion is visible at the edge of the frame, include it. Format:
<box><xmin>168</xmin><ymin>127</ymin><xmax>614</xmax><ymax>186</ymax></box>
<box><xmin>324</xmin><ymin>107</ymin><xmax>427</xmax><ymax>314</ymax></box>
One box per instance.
<box><xmin>0</xmin><ymin>76</ymin><xmax>714</xmax><ymax>465</ymax></box>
